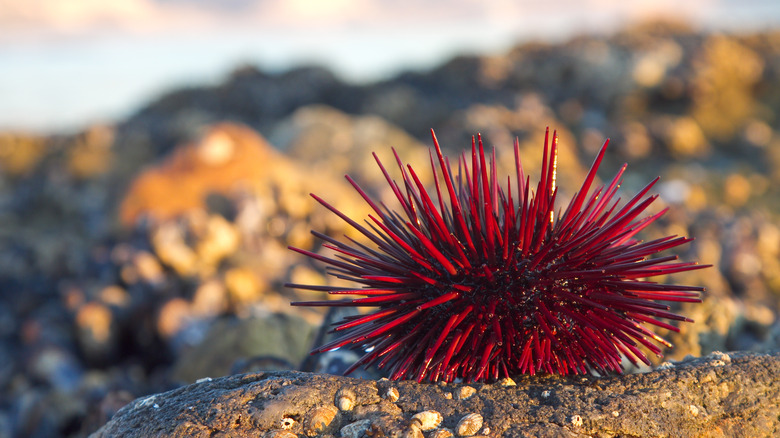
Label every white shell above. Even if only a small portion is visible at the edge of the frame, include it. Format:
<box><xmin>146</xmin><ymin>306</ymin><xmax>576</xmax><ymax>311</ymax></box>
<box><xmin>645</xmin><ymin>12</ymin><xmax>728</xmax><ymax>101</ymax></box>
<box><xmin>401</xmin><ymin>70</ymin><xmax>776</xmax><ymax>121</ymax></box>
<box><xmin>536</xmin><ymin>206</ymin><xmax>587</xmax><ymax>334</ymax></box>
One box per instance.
<box><xmin>384</xmin><ymin>387</ymin><xmax>400</xmax><ymax>402</ymax></box>
<box><xmin>279</xmin><ymin>417</ymin><xmax>296</xmax><ymax>430</ymax></box>
<box><xmin>411</xmin><ymin>410</ymin><xmax>443</xmax><ymax>431</ymax></box>
<box><xmin>570</xmin><ymin>415</ymin><xmax>583</xmax><ymax>427</ymax></box>
<box><xmin>335</xmin><ymin>387</ymin><xmax>357</xmax><ymax>411</ymax></box>
<box><xmin>711</xmin><ymin>351</ymin><xmax>731</xmax><ymax>364</ymax></box>
<box><xmin>430</xmin><ymin>428</ymin><xmax>454</xmax><ymax>438</ymax></box>
<box><xmin>303</xmin><ymin>405</ymin><xmax>338</xmax><ymax>436</ymax></box>
<box><xmin>456</xmin><ymin>386</ymin><xmax>476</xmax><ymax>400</ymax></box>
<box><xmin>340</xmin><ymin>419</ymin><xmax>372</xmax><ymax>438</ymax></box>
<box><xmin>456</xmin><ymin>413</ymin><xmax>483</xmax><ymax>436</ymax></box>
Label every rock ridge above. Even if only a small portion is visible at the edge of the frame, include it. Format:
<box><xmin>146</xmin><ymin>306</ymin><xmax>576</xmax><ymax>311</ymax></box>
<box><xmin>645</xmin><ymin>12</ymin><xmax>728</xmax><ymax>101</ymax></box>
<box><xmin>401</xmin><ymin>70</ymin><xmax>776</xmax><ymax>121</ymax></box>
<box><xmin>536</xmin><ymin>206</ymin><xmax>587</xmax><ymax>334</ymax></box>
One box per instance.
<box><xmin>92</xmin><ymin>350</ymin><xmax>780</xmax><ymax>437</ymax></box>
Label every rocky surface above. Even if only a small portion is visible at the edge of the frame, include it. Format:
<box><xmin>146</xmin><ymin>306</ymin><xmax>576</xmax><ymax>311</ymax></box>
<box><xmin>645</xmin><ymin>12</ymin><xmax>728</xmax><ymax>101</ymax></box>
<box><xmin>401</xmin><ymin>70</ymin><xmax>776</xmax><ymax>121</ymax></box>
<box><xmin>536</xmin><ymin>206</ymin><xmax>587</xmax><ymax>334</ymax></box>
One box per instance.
<box><xmin>91</xmin><ymin>351</ymin><xmax>780</xmax><ymax>438</ymax></box>
<box><xmin>2</xmin><ymin>21</ymin><xmax>780</xmax><ymax>437</ymax></box>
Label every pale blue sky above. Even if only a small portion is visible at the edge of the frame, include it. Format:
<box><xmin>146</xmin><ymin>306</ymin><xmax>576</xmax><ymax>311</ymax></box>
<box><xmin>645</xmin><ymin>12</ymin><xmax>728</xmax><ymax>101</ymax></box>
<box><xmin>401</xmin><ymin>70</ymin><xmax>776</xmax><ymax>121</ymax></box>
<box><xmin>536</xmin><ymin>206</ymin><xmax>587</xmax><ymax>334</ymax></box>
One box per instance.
<box><xmin>1</xmin><ymin>0</ymin><xmax>778</xmax><ymax>132</ymax></box>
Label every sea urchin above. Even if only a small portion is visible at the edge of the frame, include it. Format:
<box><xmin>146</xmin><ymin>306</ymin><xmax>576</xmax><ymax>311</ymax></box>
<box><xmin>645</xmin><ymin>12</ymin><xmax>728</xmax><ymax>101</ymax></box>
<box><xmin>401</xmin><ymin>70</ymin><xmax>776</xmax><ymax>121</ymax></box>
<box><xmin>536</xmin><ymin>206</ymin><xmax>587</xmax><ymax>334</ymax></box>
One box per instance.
<box><xmin>287</xmin><ymin>129</ymin><xmax>707</xmax><ymax>383</ymax></box>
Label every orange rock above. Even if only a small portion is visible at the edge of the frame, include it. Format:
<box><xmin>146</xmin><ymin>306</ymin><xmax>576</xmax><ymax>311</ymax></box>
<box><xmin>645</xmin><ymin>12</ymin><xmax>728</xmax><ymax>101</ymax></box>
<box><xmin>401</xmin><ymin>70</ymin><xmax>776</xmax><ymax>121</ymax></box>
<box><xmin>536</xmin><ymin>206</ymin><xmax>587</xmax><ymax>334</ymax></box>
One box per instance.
<box><xmin>157</xmin><ymin>298</ymin><xmax>192</xmax><ymax>339</ymax></box>
<box><xmin>224</xmin><ymin>266</ymin><xmax>264</xmax><ymax>306</ymax></box>
<box><xmin>119</xmin><ymin>123</ymin><xmax>279</xmax><ymax>225</ymax></box>
<box><xmin>0</xmin><ymin>132</ymin><xmax>47</xmax><ymax>177</ymax></box>
<box><xmin>76</xmin><ymin>302</ymin><xmax>113</xmax><ymax>344</ymax></box>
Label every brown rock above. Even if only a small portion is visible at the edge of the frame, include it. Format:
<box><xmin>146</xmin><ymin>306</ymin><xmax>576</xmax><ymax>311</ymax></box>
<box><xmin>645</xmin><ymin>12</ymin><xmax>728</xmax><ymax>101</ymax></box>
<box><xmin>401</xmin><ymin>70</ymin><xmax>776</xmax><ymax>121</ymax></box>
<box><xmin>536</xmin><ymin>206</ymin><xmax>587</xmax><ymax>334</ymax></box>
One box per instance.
<box><xmin>271</xmin><ymin>105</ymin><xmax>432</xmax><ymax>201</ymax></box>
<box><xmin>93</xmin><ymin>351</ymin><xmax>780</xmax><ymax>437</ymax></box>
<box><xmin>0</xmin><ymin>132</ymin><xmax>47</xmax><ymax>176</ymax></box>
<box><xmin>66</xmin><ymin>124</ymin><xmax>115</xmax><ymax>179</ymax></box>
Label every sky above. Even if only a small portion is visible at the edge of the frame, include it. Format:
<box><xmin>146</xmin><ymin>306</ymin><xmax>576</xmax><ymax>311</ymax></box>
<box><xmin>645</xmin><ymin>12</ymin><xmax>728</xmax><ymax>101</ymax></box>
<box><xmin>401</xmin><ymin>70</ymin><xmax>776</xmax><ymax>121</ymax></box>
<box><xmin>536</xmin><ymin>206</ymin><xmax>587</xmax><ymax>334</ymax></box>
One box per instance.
<box><xmin>1</xmin><ymin>0</ymin><xmax>779</xmax><ymax>133</ymax></box>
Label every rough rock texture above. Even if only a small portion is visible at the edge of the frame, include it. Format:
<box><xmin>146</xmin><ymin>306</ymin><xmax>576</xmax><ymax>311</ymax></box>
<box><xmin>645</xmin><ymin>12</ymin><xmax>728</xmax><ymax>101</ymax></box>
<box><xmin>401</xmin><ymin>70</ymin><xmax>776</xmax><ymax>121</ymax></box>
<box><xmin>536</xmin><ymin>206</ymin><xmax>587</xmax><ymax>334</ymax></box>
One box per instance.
<box><xmin>92</xmin><ymin>351</ymin><xmax>779</xmax><ymax>438</ymax></box>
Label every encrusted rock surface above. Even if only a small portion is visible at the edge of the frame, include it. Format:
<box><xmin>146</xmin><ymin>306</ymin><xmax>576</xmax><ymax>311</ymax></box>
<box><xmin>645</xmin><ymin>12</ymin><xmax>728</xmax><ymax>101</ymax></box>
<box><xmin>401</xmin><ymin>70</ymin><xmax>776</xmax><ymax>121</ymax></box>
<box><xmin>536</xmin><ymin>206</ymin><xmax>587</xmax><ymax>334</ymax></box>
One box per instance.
<box><xmin>92</xmin><ymin>351</ymin><xmax>779</xmax><ymax>438</ymax></box>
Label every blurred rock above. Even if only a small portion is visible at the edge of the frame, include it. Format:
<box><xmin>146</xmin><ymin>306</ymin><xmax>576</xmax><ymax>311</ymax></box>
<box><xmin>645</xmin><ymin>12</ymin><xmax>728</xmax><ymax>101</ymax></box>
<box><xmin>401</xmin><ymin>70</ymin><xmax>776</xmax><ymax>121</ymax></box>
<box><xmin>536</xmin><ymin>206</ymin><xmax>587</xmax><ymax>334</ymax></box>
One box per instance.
<box><xmin>195</xmin><ymin>215</ymin><xmax>240</xmax><ymax>277</ymax></box>
<box><xmin>27</xmin><ymin>345</ymin><xmax>84</xmax><ymax>393</ymax></box>
<box><xmin>75</xmin><ymin>301</ymin><xmax>117</xmax><ymax>365</ymax></box>
<box><xmin>271</xmin><ymin>105</ymin><xmax>432</xmax><ymax>200</ymax></box>
<box><xmin>190</xmin><ymin>279</ymin><xmax>227</xmax><ymax>318</ymax></box>
<box><xmin>224</xmin><ymin>266</ymin><xmax>264</xmax><ymax>309</ymax></box>
<box><xmin>0</xmin><ymin>132</ymin><xmax>48</xmax><ymax>177</ymax></box>
<box><xmin>664</xmin><ymin>116</ymin><xmax>710</xmax><ymax>158</ymax></box>
<box><xmin>66</xmin><ymin>125</ymin><xmax>115</xmax><ymax>180</ymax></box>
<box><xmin>691</xmin><ymin>36</ymin><xmax>764</xmax><ymax>141</ymax></box>
<box><xmin>171</xmin><ymin>313</ymin><xmax>316</xmax><ymax>383</ymax></box>
<box><xmin>119</xmin><ymin>123</ymin><xmax>276</xmax><ymax>225</ymax></box>
<box><xmin>157</xmin><ymin>298</ymin><xmax>193</xmax><ymax>341</ymax></box>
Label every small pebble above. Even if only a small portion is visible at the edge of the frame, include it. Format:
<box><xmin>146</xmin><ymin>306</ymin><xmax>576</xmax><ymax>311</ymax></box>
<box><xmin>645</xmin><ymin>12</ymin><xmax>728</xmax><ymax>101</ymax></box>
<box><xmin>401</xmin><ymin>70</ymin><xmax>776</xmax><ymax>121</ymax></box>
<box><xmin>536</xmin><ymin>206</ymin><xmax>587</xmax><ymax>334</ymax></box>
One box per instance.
<box><xmin>384</xmin><ymin>387</ymin><xmax>399</xmax><ymax>402</ymax></box>
<box><xmin>497</xmin><ymin>377</ymin><xmax>516</xmax><ymax>387</ymax></box>
<box><xmin>340</xmin><ymin>419</ymin><xmax>372</xmax><ymax>438</ymax></box>
<box><xmin>456</xmin><ymin>386</ymin><xmax>476</xmax><ymax>400</ymax></box>
<box><xmin>710</xmin><ymin>351</ymin><xmax>731</xmax><ymax>364</ymax></box>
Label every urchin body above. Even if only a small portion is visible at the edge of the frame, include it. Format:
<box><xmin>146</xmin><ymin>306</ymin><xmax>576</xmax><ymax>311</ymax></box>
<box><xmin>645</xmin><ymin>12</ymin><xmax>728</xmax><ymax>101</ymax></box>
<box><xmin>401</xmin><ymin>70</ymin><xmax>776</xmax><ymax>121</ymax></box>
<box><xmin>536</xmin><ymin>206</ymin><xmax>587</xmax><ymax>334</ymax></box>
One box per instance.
<box><xmin>288</xmin><ymin>129</ymin><xmax>707</xmax><ymax>383</ymax></box>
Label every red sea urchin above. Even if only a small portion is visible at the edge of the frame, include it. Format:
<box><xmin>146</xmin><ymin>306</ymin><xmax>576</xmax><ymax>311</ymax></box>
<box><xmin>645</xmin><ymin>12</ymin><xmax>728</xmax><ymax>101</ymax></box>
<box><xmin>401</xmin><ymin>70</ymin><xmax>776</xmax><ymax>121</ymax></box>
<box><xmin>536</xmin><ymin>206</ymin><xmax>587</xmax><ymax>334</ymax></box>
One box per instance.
<box><xmin>287</xmin><ymin>129</ymin><xmax>708</xmax><ymax>383</ymax></box>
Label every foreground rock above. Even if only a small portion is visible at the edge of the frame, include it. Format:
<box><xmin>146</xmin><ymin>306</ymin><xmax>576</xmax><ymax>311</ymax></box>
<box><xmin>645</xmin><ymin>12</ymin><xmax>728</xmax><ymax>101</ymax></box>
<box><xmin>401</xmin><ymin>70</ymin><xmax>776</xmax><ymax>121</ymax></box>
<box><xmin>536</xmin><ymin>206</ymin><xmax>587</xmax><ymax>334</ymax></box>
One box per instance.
<box><xmin>92</xmin><ymin>351</ymin><xmax>779</xmax><ymax>437</ymax></box>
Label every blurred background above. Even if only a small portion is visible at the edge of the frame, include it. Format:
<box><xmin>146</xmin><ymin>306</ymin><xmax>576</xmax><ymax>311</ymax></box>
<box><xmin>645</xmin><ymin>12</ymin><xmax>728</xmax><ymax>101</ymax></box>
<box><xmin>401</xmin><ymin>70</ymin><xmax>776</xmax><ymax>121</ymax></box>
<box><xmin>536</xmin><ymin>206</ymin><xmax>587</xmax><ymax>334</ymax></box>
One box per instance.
<box><xmin>2</xmin><ymin>1</ymin><xmax>780</xmax><ymax>436</ymax></box>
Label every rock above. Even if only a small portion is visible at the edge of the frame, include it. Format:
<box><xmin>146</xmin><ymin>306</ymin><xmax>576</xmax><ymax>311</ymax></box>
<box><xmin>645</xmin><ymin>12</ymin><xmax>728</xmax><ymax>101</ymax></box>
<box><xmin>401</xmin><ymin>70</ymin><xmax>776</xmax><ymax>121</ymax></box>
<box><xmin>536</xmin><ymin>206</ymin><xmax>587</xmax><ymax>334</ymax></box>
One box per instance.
<box><xmin>118</xmin><ymin>122</ymin><xmax>276</xmax><ymax>225</ymax></box>
<box><xmin>66</xmin><ymin>124</ymin><xmax>115</xmax><ymax>179</ymax></box>
<box><xmin>270</xmin><ymin>105</ymin><xmax>432</xmax><ymax>200</ymax></box>
<box><xmin>224</xmin><ymin>266</ymin><xmax>264</xmax><ymax>307</ymax></box>
<box><xmin>93</xmin><ymin>351</ymin><xmax>780</xmax><ymax>438</ymax></box>
<box><xmin>663</xmin><ymin>116</ymin><xmax>710</xmax><ymax>159</ymax></box>
<box><xmin>170</xmin><ymin>313</ymin><xmax>316</xmax><ymax>383</ymax></box>
<box><xmin>0</xmin><ymin>132</ymin><xmax>47</xmax><ymax>177</ymax></box>
<box><xmin>691</xmin><ymin>35</ymin><xmax>764</xmax><ymax>142</ymax></box>
<box><xmin>75</xmin><ymin>301</ymin><xmax>117</xmax><ymax>364</ymax></box>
